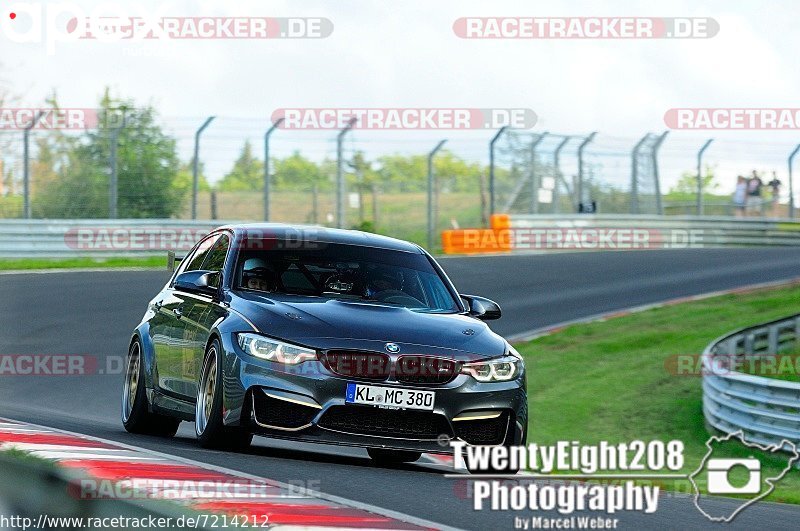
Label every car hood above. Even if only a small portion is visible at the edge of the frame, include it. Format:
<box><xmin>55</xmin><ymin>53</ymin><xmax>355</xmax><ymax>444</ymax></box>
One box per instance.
<box><xmin>231</xmin><ymin>292</ymin><xmax>506</xmax><ymax>359</ymax></box>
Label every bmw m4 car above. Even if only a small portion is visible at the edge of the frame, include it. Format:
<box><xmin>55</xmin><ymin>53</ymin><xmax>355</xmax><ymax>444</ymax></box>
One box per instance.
<box><xmin>122</xmin><ymin>225</ymin><xmax>527</xmax><ymax>465</ymax></box>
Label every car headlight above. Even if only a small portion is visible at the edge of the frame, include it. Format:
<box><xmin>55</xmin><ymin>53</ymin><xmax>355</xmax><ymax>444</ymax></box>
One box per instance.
<box><xmin>461</xmin><ymin>355</ymin><xmax>520</xmax><ymax>382</ymax></box>
<box><xmin>237</xmin><ymin>333</ymin><xmax>317</xmax><ymax>365</ymax></box>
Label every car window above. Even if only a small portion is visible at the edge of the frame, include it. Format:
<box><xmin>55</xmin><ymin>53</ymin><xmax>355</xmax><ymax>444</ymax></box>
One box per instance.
<box><xmin>234</xmin><ymin>243</ymin><xmax>460</xmax><ymax>313</ymax></box>
<box><xmin>202</xmin><ymin>234</ymin><xmax>229</xmax><ymax>273</ymax></box>
<box><xmin>200</xmin><ymin>234</ymin><xmax>230</xmax><ymax>288</ymax></box>
<box><xmin>184</xmin><ymin>234</ymin><xmax>220</xmax><ymax>272</ymax></box>
<box><xmin>280</xmin><ymin>263</ymin><xmax>316</xmax><ymax>293</ymax></box>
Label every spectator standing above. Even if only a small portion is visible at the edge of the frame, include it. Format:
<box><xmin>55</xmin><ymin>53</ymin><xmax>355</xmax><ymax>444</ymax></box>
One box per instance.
<box><xmin>732</xmin><ymin>175</ymin><xmax>747</xmax><ymax>217</ymax></box>
<box><xmin>767</xmin><ymin>171</ymin><xmax>782</xmax><ymax>217</ymax></box>
<box><xmin>747</xmin><ymin>170</ymin><xmax>764</xmax><ymax>216</ymax></box>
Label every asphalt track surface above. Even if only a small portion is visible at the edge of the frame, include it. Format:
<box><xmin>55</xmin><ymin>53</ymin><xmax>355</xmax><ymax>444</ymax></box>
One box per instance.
<box><xmin>2</xmin><ymin>248</ymin><xmax>800</xmax><ymax>530</ymax></box>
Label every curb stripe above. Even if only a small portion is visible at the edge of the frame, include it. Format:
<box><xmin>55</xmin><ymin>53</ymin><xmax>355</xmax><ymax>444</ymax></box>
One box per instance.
<box><xmin>0</xmin><ymin>419</ymin><xmax>440</xmax><ymax>530</ymax></box>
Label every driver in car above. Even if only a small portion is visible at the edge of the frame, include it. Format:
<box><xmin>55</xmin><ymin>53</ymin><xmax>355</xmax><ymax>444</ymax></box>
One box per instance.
<box><xmin>241</xmin><ymin>258</ymin><xmax>277</xmax><ymax>293</ymax></box>
<box><xmin>364</xmin><ymin>267</ymin><xmax>404</xmax><ymax>299</ymax></box>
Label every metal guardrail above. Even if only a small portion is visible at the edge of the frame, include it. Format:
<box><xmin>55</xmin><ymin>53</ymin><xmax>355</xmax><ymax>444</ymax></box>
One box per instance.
<box><xmin>504</xmin><ymin>214</ymin><xmax>800</xmax><ymax>248</ymax></box>
<box><xmin>0</xmin><ymin>219</ymin><xmax>232</xmax><ymax>258</ymax></box>
<box><xmin>442</xmin><ymin>214</ymin><xmax>800</xmax><ymax>254</ymax></box>
<box><xmin>3</xmin><ymin>216</ymin><xmax>800</xmax><ymax>258</ymax></box>
<box><xmin>702</xmin><ymin>313</ymin><xmax>800</xmax><ymax>452</ymax></box>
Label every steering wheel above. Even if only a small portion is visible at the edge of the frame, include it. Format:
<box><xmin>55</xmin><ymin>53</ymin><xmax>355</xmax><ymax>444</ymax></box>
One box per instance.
<box><xmin>372</xmin><ymin>289</ymin><xmax>424</xmax><ymax>307</ymax></box>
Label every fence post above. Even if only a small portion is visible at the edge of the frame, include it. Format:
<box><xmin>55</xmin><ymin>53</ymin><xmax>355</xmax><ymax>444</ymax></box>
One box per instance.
<box><xmin>108</xmin><ymin>115</ymin><xmax>127</xmax><ymax>219</ymax></box>
<box><xmin>651</xmin><ymin>131</ymin><xmax>669</xmax><ymax>215</ymax></box>
<box><xmin>795</xmin><ymin>316</ymin><xmax>800</xmax><ymax>346</ymax></box>
<box><xmin>530</xmin><ymin>132</ymin><xmax>549</xmax><ymax>214</ymax></box>
<box><xmin>192</xmin><ymin>116</ymin><xmax>215</xmax><ymax>220</ymax></box>
<box><xmin>577</xmin><ymin>132</ymin><xmax>597</xmax><ymax>212</ymax></box>
<box><xmin>788</xmin><ymin>144</ymin><xmax>800</xmax><ymax>219</ymax></box>
<box><xmin>552</xmin><ymin>136</ymin><xmax>572</xmax><ymax>214</ymax></box>
<box><xmin>743</xmin><ymin>332</ymin><xmax>755</xmax><ymax>355</ymax></box>
<box><xmin>371</xmin><ymin>183</ymin><xmax>379</xmax><ymax>227</ymax></box>
<box><xmin>630</xmin><ymin>133</ymin><xmax>651</xmax><ymax>214</ymax></box>
<box><xmin>696</xmin><ymin>139</ymin><xmax>713</xmax><ymax>216</ymax></box>
<box><xmin>311</xmin><ymin>184</ymin><xmax>319</xmax><ymax>224</ymax></box>
<box><xmin>768</xmin><ymin>325</ymin><xmax>780</xmax><ymax>354</ymax></box>
<box><xmin>488</xmin><ymin>126</ymin><xmax>508</xmax><ymax>217</ymax></box>
<box><xmin>22</xmin><ymin>111</ymin><xmax>45</xmax><ymax>219</ymax></box>
<box><xmin>336</xmin><ymin>118</ymin><xmax>357</xmax><ymax>229</ymax></box>
<box><xmin>264</xmin><ymin>117</ymin><xmax>284</xmax><ymax>222</ymax></box>
<box><xmin>427</xmin><ymin>140</ymin><xmax>447</xmax><ymax>251</ymax></box>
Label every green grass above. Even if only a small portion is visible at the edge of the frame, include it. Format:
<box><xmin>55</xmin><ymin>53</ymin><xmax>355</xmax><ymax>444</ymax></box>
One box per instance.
<box><xmin>0</xmin><ymin>448</ymin><xmax>58</xmax><ymax>470</ymax></box>
<box><xmin>0</xmin><ymin>255</ymin><xmax>167</xmax><ymax>271</ymax></box>
<box><xmin>517</xmin><ymin>284</ymin><xmax>800</xmax><ymax>504</ymax></box>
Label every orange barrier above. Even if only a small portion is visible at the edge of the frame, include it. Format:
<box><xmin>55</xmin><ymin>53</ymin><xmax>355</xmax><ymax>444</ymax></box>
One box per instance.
<box><xmin>440</xmin><ymin>227</ymin><xmax>512</xmax><ymax>254</ymax></box>
<box><xmin>490</xmin><ymin>213</ymin><xmax>511</xmax><ymax>230</ymax></box>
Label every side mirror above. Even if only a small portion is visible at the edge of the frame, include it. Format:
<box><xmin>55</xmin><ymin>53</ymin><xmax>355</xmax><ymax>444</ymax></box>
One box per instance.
<box><xmin>461</xmin><ymin>294</ymin><xmax>502</xmax><ymax>321</ymax></box>
<box><xmin>174</xmin><ymin>270</ymin><xmax>220</xmax><ymax>299</ymax></box>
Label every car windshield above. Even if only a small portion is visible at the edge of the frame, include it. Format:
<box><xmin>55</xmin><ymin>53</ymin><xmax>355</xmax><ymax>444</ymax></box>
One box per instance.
<box><xmin>235</xmin><ymin>243</ymin><xmax>460</xmax><ymax>313</ymax></box>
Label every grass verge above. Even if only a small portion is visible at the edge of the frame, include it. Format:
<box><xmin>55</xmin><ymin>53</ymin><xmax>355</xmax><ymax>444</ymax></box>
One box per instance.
<box><xmin>517</xmin><ymin>283</ymin><xmax>800</xmax><ymax>504</ymax></box>
<box><xmin>0</xmin><ymin>448</ymin><xmax>58</xmax><ymax>470</ymax></box>
<box><xmin>0</xmin><ymin>256</ymin><xmax>167</xmax><ymax>271</ymax></box>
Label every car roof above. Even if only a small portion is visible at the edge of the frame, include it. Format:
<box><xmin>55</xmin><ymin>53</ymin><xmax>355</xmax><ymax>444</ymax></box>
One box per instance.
<box><xmin>216</xmin><ymin>223</ymin><xmax>424</xmax><ymax>254</ymax></box>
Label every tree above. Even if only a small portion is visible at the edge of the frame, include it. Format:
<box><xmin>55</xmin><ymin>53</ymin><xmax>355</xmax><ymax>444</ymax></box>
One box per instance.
<box><xmin>273</xmin><ymin>151</ymin><xmax>324</xmax><ymax>190</ymax></box>
<box><xmin>35</xmin><ymin>89</ymin><xmax>184</xmax><ymax>218</ymax></box>
<box><xmin>375</xmin><ymin>154</ymin><xmax>426</xmax><ymax>192</ymax></box>
<box><xmin>174</xmin><ymin>161</ymin><xmax>210</xmax><ymax>198</ymax></box>
<box><xmin>217</xmin><ymin>140</ymin><xmax>263</xmax><ymax>192</ymax></box>
<box><xmin>668</xmin><ymin>165</ymin><xmax>719</xmax><ymax>197</ymax></box>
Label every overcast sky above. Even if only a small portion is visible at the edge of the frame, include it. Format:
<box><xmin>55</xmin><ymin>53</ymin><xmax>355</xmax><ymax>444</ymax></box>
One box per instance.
<box><xmin>2</xmin><ymin>0</ymin><xmax>800</xmax><ymax>197</ymax></box>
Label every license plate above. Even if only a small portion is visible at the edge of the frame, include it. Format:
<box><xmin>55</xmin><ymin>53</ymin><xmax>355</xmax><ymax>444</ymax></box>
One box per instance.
<box><xmin>345</xmin><ymin>382</ymin><xmax>435</xmax><ymax>411</ymax></box>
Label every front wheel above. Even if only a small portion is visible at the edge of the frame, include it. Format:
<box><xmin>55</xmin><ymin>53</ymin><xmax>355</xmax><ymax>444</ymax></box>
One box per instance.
<box><xmin>122</xmin><ymin>339</ymin><xmax>180</xmax><ymax>437</ymax></box>
<box><xmin>195</xmin><ymin>339</ymin><xmax>253</xmax><ymax>451</ymax></box>
<box><xmin>367</xmin><ymin>448</ymin><xmax>422</xmax><ymax>465</ymax></box>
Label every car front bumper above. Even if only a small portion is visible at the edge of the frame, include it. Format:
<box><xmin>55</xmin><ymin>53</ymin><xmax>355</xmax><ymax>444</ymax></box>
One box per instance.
<box><xmin>221</xmin><ymin>337</ymin><xmax>527</xmax><ymax>454</ymax></box>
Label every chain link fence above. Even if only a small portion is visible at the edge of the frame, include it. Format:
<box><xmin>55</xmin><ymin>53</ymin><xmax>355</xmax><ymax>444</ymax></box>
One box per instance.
<box><xmin>1</xmin><ymin>113</ymin><xmax>798</xmax><ymax>249</ymax></box>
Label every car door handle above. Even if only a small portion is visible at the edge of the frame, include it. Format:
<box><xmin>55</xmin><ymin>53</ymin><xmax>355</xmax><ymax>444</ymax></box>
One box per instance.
<box><xmin>173</xmin><ymin>307</ymin><xmax>183</xmax><ymax>318</ymax></box>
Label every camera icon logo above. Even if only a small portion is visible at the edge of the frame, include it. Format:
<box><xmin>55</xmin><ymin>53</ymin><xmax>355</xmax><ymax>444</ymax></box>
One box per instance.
<box><xmin>706</xmin><ymin>457</ymin><xmax>761</xmax><ymax>494</ymax></box>
<box><xmin>690</xmin><ymin>431</ymin><xmax>800</xmax><ymax>522</ymax></box>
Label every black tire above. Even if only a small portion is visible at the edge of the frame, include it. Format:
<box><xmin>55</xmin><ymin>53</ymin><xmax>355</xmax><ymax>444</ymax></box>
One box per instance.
<box><xmin>367</xmin><ymin>448</ymin><xmax>422</xmax><ymax>464</ymax></box>
<box><xmin>195</xmin><ymin>339</ymin><xmax>253</xmax><ymax>451</ymax></box>
<box><xmin>122</xmin><ymin>339</ymin><xmax>181</xmax><ymax>437</ymax></box>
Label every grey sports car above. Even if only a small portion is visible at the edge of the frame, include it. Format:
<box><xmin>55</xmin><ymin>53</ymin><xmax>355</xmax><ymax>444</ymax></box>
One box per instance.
<box><xmin>122</xmin><ymin>225</ymin><xmax>527</xmax><ymax>465</ymax></box>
